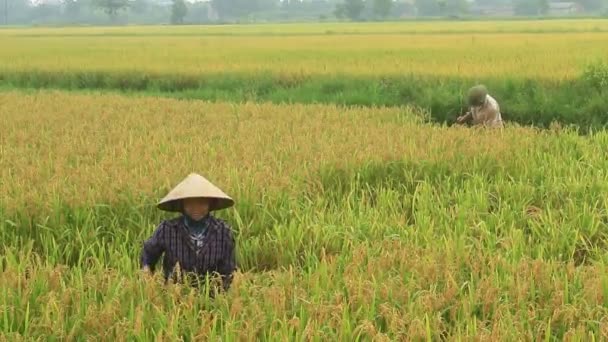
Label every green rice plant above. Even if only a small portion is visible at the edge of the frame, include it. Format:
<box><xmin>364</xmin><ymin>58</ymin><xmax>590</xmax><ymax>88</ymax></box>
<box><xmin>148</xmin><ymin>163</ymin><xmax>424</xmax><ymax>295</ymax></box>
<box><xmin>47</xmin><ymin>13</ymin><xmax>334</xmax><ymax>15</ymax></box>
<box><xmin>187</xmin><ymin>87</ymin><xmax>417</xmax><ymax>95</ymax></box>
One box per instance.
<box><xmin>2</xmin><ymin>90</ymin><xmax>608</xmax><ymax>339</ymax></box>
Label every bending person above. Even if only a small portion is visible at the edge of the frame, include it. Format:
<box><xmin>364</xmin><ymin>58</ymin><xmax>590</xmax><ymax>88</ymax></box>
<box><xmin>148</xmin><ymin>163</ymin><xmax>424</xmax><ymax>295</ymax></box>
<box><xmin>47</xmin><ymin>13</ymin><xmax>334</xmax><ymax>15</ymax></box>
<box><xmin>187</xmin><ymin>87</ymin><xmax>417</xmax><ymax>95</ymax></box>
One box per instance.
<box><xmin>457</xmin><ymin>85</ymin><xmax>504</xmax><ymax>128</ymax></box>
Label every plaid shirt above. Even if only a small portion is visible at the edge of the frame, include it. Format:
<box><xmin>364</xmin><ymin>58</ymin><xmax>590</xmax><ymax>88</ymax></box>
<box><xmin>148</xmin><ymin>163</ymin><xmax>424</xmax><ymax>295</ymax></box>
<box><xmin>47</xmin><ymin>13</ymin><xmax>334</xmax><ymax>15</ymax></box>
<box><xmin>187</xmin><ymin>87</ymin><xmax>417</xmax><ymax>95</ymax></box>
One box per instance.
<box><xmin>140</xmin><ymin>215</ymin><xmax>237</xmax><ymax>291</ymax></box>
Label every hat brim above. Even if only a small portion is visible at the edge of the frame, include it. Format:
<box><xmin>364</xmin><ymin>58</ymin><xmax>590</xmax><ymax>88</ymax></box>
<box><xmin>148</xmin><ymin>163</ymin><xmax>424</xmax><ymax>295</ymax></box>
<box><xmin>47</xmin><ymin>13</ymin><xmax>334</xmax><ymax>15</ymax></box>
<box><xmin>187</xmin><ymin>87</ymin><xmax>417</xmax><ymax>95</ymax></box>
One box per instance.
<box><xmin>156</xmin><ymin>173</ymin><xmax>235</xmax><ymax>212</ymax></box>
<box><xmin>157</xmin><ymin>196</ymin><xmax>235</xmax><ymax>212</ymax></box>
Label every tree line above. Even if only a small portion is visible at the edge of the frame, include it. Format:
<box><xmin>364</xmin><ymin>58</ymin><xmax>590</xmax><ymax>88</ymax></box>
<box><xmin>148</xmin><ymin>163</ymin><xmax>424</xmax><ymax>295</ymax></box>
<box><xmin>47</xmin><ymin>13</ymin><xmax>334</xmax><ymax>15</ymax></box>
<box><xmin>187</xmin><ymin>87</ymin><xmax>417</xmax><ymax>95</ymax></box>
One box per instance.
<box><xmin>1</xmin><ymin>0</ymin><xmax>607</xmax><ymax>26</ymax></box>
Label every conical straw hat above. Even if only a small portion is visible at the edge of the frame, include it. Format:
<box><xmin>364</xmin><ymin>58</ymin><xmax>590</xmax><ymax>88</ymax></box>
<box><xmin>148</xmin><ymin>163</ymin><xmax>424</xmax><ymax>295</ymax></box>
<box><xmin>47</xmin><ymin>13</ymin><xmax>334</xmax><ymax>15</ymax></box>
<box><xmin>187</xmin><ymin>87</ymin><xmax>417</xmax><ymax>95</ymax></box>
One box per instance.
<box><xmin>157</xmin><ymin>173</ymin><xmax>234</xmax><ymax>212</ymax></box>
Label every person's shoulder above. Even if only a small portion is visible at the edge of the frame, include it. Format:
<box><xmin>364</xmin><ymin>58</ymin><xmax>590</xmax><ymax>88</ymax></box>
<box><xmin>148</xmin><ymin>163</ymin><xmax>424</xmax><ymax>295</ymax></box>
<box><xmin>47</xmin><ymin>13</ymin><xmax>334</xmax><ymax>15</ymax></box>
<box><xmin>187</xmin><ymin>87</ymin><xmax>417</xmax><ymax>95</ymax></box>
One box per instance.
<box><xmin>486</xmin><ymin>95</ymin><xmax>500</xmax><ymax>110</ymax></box>
<box><xmin>487</xmin><ymin>94</ymin><xmax>499</xmax><ymax>104</ymax></box>
<box><xmin>155</xmin><ymin>217</ymin><xmax>181</xmax><ymax>231</ymax></box>
<box><xmin>209</xmin><ymin>215</ymin><xmax>233</xmax><ymax>231</ymax></box>
<box><xmin>209</xmin><ymin>216</ymin><xmax>235</xmax><ymax>238</ymax></box>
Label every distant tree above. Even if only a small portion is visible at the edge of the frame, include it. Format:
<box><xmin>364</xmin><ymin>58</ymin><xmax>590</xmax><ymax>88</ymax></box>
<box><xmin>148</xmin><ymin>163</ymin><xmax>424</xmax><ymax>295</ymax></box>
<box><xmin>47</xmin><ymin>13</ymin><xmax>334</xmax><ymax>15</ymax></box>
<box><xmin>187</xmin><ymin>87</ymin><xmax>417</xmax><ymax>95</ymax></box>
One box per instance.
<box><xmin>333</xmin><ymin>3</ymin><xmax>345</xmax><ymax>18</ymax></box>
<box><xmin>440</xmin><ymin>0</ymin><xmax>468</xmax><ymax>15</ymax></box>
<box><xmin>93</xmin><ymin>0</ymin><xmax>129</xmax><ymax>20</ymax></box>
<box><xmin>577</xmin><ymin>0</ymin><xmax>604</xmax><ymax>11</ymax></box>
<box><xmin>415</xmin><ymin>0</ymin><xmax>440</xmax><ymax>15</ymax></box>
<box><xmin>63</xmin><ymin>0</ymin><xmax>81</xmax><ymax>17</ymax></box>
<box><xmin>438</xmin><ymin>0</ymin><xmax>446</xmax><ymax>14</ymax></box>
<box><xmin>211</xmin><ymin>0</ymin><xmax>241</xmax><ymax>19</ymax></box>
<box><xmin>2</xmin><ymin>0</ymin><xmax>32</xmax><ymax>24</ymax></box>
<box><xmin>415</xmin><ymin>0</ymin><xmax>467</xmax><ymax>16</ymax></box>
<box><xmin>211</xmin><ymin>0</ymin><xmax>277</xmax><ymax>20</ymax></box>
<box><xmin>128</xmin><ymin>0</ymin><xmax>149</xmax><ymax>14</ymax></box>
<box><xmin>342</xmin><ymin>0</ymin><xmax>364</xmax><ymax>20</ymax></box>
<box><xmin>475</xmin><ymin>0</ymin><xmax>510</xmax><ymax>5</ymax></box>
<box><xmin>513</xmin><ymin>0</ymin><xmax>548</xmax><ymax>15</ymax></box>
<box><xmin>171</xmin><ymin>0</ymin><xmax>186</xmax><ymax>23</ymax></box>
<box><xmin>373</xmin><ymin>0</ymin><xmax>392</xmax><ymax>19</ymax></box>
<box><xmin>539</xmin><ymin>0</ymin><xmax>549</xmax><ymax>14</ymax></box>
<box><xmin>30</xmin><ymin>2</ymin><xmax>61</xmax><ymax>23</ymax></box>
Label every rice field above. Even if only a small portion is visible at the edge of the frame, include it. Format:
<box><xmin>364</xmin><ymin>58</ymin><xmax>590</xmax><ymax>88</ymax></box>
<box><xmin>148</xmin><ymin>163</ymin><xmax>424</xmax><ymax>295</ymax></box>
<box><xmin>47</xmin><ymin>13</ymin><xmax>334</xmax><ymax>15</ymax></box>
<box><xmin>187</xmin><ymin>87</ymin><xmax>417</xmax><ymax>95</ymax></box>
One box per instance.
<box><xmin>5</xmin><ymin>19</ymin><xmax>608</xmax><ymax>36</ymax></box>
<box><xmin>1</xmin><ymin>20</ymin><xmax>608</xmax><ymax>79</ymax></box>
<box><xmin>2</xmin><ymin>89</ymin><xmax>608</xmax><ymax>340</ymax></box>
<box><xmin>2</xmin><ymin>20</ymin><xmax>608</xmax><ymax>340</ymax></box>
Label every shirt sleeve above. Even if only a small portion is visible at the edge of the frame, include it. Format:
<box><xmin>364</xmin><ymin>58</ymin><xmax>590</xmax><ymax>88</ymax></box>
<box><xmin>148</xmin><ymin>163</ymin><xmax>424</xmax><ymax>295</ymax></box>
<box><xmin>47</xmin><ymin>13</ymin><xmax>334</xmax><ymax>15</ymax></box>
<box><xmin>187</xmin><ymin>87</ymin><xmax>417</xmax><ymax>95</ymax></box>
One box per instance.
<box><xmin>140</xmin><ymin>222</ymin><xmax>167</xmax><ymax>271</ymax></box>
<box><xmin>218</xmin><ymin>227</ymin><xmax>237</xmax><ymax>291</ymax></box>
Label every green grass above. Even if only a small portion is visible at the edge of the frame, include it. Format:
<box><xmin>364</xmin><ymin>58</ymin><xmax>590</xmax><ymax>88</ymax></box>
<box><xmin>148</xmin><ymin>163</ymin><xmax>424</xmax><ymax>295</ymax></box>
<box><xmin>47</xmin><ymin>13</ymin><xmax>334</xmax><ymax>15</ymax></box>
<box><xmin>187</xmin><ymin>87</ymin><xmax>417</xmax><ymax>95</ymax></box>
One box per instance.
<box><xmin>2</xmin><ymin>91</ymin><xmax>608</xmax><ymax>339</ymax></box>
<box><xmin>2</xmin><ymin>70</ymin><xmax>606</xmax><ymax>130</ymax></box>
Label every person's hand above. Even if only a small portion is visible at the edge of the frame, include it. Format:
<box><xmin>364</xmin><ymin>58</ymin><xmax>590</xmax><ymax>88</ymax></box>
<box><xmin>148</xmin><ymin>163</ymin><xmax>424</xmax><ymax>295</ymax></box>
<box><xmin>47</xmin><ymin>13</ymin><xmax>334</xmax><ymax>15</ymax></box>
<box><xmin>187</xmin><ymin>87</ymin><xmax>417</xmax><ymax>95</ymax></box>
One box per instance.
<box><xmin>456</xmin><ymin>112</ymin><xmax>470</xmax><ymax>124</ymax></box>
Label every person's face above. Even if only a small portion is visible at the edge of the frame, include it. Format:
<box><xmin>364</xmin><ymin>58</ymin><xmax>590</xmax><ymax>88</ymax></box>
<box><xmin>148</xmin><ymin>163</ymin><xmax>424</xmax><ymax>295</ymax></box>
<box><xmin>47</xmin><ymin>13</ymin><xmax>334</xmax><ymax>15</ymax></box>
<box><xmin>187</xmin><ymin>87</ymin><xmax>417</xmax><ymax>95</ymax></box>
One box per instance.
<box><xmin>183</xmin><ymin>197</ymin><xmax>211</xmax><ymax>221</ymax></box>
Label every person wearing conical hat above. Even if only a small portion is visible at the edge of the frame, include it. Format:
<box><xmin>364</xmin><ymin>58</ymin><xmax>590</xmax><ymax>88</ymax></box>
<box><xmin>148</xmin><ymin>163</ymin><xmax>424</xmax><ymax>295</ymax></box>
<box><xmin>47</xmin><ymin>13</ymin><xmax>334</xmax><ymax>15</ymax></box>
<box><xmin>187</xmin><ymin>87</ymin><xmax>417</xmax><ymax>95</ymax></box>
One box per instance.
<box><xmin>456</xmin><ymin>85</ymin><xmax>504</xmax><ymax>128</ymax></box>
<box><xmin>140</xmin><ymin>173</ymin><xmax>237</xmax><ymax>292</ymax></box>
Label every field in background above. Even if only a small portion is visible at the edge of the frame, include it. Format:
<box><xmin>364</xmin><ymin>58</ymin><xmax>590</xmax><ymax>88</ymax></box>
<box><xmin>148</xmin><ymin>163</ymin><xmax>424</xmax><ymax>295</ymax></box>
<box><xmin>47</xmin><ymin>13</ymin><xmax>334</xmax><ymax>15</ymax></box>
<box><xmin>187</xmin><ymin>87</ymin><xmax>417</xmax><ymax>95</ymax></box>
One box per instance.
<box><xmin>1</xmin><ymin>20</ymin><xmax>607</xmax><ymax>130</ymax></box>
<box><xmin>2</xmin><ymin>90</ymin><xmax>608</xmax><ymax>339</ymax></box>
<box><xmin>2</xmin><ymin>21</ymin><xmax>608</xmax><ymax>78</ymax></box>
<box><xmin>2</xmin><ymin>20</ymin><xmax>608</xmax><ymax>339</ymax></box>
<box><xmin>4</xmin><ymin>19</ymin><xmax>608</xmax><ymax>36</ymax></box>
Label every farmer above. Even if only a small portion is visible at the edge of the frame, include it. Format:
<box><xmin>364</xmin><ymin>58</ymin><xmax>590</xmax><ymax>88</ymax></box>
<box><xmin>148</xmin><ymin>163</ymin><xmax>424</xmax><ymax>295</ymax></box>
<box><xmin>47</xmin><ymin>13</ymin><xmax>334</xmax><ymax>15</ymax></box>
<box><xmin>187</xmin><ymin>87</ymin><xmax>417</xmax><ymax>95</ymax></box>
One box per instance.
<box><xmin>140</xmin><ymin>173</ymin><xmax>237</xmax><ymax>292</ymax></box>
<box><xmin>456</xmin><ymin>85</ymin><xmax>503</xmax><ymax>128</ymax></box>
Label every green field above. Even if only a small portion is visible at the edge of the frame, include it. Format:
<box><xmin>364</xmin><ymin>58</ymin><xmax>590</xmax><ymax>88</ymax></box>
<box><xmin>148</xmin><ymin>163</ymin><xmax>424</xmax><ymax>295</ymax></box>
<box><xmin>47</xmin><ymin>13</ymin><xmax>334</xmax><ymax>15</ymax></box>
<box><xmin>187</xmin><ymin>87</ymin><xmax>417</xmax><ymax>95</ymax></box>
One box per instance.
<box><xmin>2</xmin><ymin>21</ymin><xmax>608</xmax><ymax>340</ymax></box>
<box><xmin>1</xmin><ymin>20</ymin><xmax>607</xmax><ymax>129</ymax></box>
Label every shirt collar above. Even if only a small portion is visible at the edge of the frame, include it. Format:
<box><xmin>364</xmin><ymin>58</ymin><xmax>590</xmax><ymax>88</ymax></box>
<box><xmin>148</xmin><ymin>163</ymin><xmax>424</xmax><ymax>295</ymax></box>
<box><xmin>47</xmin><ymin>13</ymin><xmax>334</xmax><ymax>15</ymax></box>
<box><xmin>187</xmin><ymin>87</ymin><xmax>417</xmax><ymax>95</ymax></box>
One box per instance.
<box><xmin>180</xmin><ymin>214</ymin><xmax>218</xmax><ymax>233</ymax></box>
